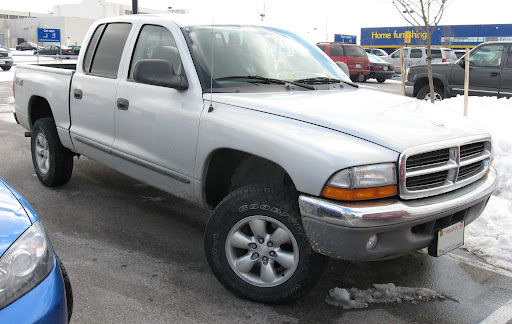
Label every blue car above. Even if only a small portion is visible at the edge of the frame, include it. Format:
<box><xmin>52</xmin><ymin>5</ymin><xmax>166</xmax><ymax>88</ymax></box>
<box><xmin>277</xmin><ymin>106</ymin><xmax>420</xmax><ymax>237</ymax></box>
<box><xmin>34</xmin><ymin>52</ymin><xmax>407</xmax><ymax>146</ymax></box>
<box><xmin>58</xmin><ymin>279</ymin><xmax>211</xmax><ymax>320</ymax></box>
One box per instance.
<box><xmin>0</xmin><ymin>177</ymin><xmax>72</xmax><ymax>323</ymax></box>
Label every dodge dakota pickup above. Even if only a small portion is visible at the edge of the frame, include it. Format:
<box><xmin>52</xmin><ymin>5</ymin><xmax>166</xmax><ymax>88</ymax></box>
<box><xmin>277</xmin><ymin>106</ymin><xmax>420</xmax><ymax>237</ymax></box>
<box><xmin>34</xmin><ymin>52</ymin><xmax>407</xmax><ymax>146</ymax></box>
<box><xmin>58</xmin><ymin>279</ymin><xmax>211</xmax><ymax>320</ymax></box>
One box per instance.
<box><xmin>13</xmin><ymin>15</ymin><xmax>497</xmax><ymax>303</ymax></box>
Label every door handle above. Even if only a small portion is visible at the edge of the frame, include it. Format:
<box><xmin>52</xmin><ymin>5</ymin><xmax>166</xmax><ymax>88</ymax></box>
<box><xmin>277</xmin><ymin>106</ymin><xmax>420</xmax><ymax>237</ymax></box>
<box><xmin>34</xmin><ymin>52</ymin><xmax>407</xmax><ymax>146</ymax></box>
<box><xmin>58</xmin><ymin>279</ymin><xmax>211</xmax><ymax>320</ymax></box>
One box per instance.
<box><xmin>490</xmin><ymin>72</ymin><xmax>500</xmax><ymax>78</ymax></box>
<box><xmin>117</xmin><ymin>98</ymin><xmax>129</xmax><ymax>111</ymax></box>
<box><xmin>73</xmin><ymin>89</ymin><xmax>82</xmax><ymax>99</ymax></box>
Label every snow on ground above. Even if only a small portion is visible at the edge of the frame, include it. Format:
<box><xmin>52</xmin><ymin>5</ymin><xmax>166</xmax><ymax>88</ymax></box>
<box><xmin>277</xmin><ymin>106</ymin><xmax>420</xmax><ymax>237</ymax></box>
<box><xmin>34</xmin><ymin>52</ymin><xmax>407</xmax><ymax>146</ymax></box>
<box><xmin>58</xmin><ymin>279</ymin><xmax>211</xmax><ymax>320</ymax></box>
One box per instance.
<box><xmin>326</xmin><ymin>283</ymin><xmax>449</xmax><ymax>309</ymax></box>
<box><xmin>0</xmin><ymin>66</ymin><xmax>14</xmax><ymax>82</ymax></box>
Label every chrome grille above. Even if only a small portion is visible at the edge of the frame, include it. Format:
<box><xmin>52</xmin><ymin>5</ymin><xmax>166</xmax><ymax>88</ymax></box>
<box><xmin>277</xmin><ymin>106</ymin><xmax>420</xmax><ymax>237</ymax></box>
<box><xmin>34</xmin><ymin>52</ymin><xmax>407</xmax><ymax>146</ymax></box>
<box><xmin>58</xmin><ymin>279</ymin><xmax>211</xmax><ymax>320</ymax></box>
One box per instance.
<box><xmin>399</xmin><ymin>136</ymin><xmax>492</xmax><ymax>200</ymax></box>
<box><xmin>0</xmin><ymin>52</ymin><xmax>7</xmax><ymax>58</ymax></box>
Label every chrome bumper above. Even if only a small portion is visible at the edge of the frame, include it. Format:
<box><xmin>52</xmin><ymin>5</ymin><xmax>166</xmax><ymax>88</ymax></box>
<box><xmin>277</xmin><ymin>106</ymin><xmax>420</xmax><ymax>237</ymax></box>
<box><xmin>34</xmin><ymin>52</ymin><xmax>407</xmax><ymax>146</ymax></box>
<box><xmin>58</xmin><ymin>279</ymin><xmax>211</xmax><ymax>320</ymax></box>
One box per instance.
<box><xmin>298</xmin><ymin>168</ymin><xmax>497</xmax><ymax>260</ymax></box>
<box><xmin>299</xmin><ymin>167</ymin><xmax>497</xmax><ymax>228</ymax></box>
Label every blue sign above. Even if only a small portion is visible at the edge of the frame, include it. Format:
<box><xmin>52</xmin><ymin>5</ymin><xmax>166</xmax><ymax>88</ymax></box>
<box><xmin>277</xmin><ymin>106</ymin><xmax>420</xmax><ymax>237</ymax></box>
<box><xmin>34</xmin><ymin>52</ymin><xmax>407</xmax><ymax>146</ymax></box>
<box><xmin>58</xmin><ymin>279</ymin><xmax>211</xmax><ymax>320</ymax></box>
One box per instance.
<box><xmin>37</xmin><ymin>28</ymin><xmax>60</xmax><ymax>43</ymax></box>
<box><xmin>334</xmin><ymin>34</ymin><xmax>357</xmax><ymax>44</ymax></box>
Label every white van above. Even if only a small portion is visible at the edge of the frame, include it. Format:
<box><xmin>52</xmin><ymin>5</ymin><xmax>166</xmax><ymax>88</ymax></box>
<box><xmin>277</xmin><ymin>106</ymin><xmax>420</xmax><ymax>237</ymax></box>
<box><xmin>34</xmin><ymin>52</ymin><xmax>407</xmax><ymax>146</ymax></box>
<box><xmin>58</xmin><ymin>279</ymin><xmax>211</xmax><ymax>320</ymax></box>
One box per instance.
<box><xmin>382</xmin><ymin>47</ymin><xmax>457</xmax><ymax>72</ymax></box>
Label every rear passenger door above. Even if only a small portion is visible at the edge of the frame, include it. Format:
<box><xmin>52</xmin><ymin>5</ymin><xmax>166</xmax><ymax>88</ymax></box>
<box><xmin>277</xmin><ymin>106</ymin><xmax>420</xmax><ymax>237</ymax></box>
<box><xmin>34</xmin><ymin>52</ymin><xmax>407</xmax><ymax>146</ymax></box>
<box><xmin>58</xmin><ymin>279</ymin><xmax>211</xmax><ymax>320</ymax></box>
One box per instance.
<box><xmin>70</xmin><ymin>22</ymin><xmax>133</xmax><ymax>159</ymax></box>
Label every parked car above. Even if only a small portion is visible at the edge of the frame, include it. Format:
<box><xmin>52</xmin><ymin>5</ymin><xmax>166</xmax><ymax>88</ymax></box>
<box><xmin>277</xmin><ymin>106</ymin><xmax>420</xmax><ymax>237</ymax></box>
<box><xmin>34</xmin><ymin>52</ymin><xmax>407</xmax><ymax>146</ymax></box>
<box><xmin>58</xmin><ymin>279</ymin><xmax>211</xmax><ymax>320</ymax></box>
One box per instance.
<box><xmin>317</xmin><ymin>42</ymin><xmax>370</xmax><ymax>82</ymax></box>
<box><xmin>0</xmin><ymin>177</ymin><xmax>73</xmax><ymax>323</ymax></box>
<box><xmin>367</xmin><ymin>53</ymin><xmax>395</xmax><ymax>83</ymax></box>
<box><xmin>0</xmin><ymin>48</ymin><xmax>13</xmax><ymax>71</ymax></box>
<box><xmin>383</xmin><ymin>47</ymin><xmax>458</xmax><ymax>72</ymax></box>
<box><xmin>365</xmin><ymin>48</ymin><xmax>388</xmax><ymax>57</ymax></box>
<box><xmin>68</xmin><ymin>45</ymin><xmax>81</xmax><ymax>55</ymax></box>
<box><xmin>37</xmin><ymin>45</ymin><xmax>75</xmax><ymax>56</ymax></box>
<box><xmin>16</xmin><ymin>42</ymin><xmax>39</xmax><ymax>51</ymax></box>
<box><xmin>454</xmin><ymin>49</ymin><xmax>467</xmax><ymax>59</ymax></box>
<box><xmin>406</xmin><ymin>42</ymin><xmax>512</xmax><ymax>100</ymax></box>
<box><xmin>14</xmin><ymin>15</ymin><xmax>497</xmax><ymax>303</ymax></box>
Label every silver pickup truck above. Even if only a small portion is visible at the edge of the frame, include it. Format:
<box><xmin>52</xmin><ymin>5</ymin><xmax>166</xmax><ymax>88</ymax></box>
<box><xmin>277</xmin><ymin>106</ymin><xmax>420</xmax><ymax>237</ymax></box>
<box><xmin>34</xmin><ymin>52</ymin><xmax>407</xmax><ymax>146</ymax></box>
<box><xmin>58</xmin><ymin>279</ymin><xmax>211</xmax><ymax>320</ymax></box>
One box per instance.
<box><xmin>13</xmin><ymin>15</ymin><xmax>497</xmax><ymax>303</ymax></box>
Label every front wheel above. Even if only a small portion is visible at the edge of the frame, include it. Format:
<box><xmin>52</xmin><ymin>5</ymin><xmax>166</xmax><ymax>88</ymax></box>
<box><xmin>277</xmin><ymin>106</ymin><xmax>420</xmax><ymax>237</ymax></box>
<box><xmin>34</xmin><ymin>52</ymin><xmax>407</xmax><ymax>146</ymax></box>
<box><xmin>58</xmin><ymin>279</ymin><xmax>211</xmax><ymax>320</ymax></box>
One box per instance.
<box><xmin>204</xmin><ymin>184</ymin><xmax>327</xmax><ymax>303</ymax></box>
<box><xmin>417</xmin><ymin>85</ymin><xmax>444</xmax><ymax>101</ymax></box>
<box><xmin>31</xmin><ymin>117</ymin><xmax>73</xmax><ymax>187</ymax></box>
<box><xmin>1</xmin><ymin>66</ymin><xmax>11</xmax><ymax>71</ymax></box>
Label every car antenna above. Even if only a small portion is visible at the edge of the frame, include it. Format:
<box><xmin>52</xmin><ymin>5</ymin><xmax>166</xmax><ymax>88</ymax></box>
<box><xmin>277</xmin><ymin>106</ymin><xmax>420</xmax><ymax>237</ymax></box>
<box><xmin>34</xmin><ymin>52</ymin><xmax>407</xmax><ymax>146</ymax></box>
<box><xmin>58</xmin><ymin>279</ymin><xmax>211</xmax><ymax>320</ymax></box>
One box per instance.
<box><xmin>208</xmin><ymin>17</ymin><xmax>215</xmax><ymax>113</ymax></box>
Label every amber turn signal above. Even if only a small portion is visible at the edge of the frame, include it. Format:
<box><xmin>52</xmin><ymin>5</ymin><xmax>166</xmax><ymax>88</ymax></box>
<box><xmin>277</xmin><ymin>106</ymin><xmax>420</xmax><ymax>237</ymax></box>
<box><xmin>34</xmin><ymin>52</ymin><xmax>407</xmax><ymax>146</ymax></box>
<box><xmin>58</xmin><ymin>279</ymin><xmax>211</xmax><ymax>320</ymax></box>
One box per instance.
<box><xmin>322</xmin><ymin>185</ymin><xmax>398</xmax><ymax>201</ymax></box>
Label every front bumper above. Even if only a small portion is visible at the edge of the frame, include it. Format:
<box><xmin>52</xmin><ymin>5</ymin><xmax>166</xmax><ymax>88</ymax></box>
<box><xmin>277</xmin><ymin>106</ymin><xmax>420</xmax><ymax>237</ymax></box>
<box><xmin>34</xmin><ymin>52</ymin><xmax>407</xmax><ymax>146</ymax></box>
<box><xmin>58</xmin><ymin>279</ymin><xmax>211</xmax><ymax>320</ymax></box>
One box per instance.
<box><xmin>298</xmin><ymin>167</ymin><xmax>497</xmax><ymax>261</ymax></box>
<box><xmin>0</xmin><ymin>254</ymin><xmax>68</xmax><ymax>323</ymax></box>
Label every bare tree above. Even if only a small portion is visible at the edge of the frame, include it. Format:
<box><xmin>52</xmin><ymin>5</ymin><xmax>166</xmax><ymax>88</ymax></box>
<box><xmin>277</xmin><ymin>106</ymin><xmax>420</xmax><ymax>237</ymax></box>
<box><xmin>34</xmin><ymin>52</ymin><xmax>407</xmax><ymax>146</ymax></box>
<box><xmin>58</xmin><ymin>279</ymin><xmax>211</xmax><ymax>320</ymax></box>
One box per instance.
<box><xmin>393</xmin><ymin>0</ymin><xmax>452</xmax><ymax>103</ymax></box>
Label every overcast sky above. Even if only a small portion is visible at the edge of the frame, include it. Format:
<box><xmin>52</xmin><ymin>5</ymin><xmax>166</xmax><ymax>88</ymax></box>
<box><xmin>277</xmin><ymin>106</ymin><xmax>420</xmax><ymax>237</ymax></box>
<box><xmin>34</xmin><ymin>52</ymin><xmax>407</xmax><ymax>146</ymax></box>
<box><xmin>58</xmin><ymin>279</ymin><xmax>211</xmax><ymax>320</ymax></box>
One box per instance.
<box><xmin>3</xmin><ymin>0</ymin><xmax>510</xmax><ymax>42</ymax></box>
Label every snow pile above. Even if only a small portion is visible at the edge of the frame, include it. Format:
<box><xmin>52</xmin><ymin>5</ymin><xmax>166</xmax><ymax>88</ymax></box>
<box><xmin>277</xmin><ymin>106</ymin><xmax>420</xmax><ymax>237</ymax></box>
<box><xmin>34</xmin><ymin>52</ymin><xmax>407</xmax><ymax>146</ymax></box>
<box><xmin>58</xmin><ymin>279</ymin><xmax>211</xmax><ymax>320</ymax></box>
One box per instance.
<box><xmin>440</xmin><ymin>96</ymin><xmax>512</xmax><ymax>271</ymax></box>
<box><xmin>326</xmin><ymin>283</ymin><xmax>448</xmax><ymax>309</ymax></box>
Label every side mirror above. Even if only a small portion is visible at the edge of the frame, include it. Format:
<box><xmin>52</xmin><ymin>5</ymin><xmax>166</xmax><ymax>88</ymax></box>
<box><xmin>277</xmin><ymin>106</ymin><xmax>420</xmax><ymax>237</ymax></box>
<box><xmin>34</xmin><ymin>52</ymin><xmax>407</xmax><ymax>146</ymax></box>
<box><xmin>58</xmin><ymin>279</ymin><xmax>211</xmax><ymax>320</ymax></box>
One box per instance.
<box><xmin>134</xmin><ymin>59</ymin><xmax>188</xmax><ymax>90</ymax></box>
<box><xmin>335</xmin><ymin>61</ymin><xmax>350</xmax><ymax>77</ymax></box>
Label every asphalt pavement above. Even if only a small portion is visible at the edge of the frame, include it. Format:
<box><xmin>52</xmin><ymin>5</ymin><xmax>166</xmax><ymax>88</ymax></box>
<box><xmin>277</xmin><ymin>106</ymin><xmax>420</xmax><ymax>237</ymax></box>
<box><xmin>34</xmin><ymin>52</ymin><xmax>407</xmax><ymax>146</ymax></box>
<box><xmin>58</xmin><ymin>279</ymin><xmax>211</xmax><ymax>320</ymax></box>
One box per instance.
<box><xmin>1</xmin><ymin>78</ymin><xmax>511</xmax><ymax>324</ymax></box>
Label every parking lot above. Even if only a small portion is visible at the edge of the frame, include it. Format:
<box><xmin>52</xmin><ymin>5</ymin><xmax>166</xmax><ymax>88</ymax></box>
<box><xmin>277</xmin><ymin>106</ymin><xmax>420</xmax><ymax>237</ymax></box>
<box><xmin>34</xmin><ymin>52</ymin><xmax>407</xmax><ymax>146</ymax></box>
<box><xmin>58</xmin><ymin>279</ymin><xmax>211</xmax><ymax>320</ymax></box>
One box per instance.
<box><xmin>1</xmin><ymin>55</ymin><xmax>512</xmax><ymax>323</ymax></box>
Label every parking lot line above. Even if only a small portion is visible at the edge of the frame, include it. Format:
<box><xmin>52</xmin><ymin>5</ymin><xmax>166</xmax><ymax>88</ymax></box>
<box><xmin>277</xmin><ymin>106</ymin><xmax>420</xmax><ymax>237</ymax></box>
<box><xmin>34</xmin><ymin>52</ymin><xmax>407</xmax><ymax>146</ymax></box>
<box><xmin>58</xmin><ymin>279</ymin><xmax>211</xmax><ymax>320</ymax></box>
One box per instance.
<box><xmin>478</xmin><ymin>299</ymin><xmax>512</xmax><ymax>324</ymax></box>
<box><xmin>443</xmin><ymin>252</ymin><xmax>512</xmax><ymax>279</ymax></box>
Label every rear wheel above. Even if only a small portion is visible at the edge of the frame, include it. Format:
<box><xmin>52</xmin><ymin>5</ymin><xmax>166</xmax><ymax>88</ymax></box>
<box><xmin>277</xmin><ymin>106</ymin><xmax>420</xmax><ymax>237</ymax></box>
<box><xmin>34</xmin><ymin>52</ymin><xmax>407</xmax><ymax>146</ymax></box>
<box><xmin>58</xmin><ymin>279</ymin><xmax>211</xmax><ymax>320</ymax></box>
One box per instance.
<box><xmin>204</xmin><ymin>184</ymin><xmax>327</xmax><ymax>303</ymax></box>
<box><xmin>377</xmin><ymin>78</ymin><xmax>386</xmax><ymax>83</ymax></box>
<box><xmin>417</xmin><ymin>85</ymin><xmax>444</xmax><ymax>101</ymax></box>
<box><xmin>31</xmin><ymin>118</ymin><xmax>73</xmax><ymax>187</ymax></box>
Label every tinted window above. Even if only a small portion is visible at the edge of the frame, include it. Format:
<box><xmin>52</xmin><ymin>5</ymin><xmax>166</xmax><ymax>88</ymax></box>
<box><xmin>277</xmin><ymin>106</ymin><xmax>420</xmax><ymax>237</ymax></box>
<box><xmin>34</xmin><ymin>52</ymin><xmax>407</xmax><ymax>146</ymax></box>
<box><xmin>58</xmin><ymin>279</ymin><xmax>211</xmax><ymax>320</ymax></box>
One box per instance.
<box><xmin>89</xmin><ymin>23</ymin><xmax>132</xmax><ymax>78</ymax></box>
<box><xmin>410</xmin><ymin>49</ymin><xmax>423</xmax><ymax>58</ymax></box>
<box><xmin>345</xmin><ymin>46</ymin><xmax>367</xmax><ymax>57</ymax></box>
<box><xmin>317</xmin><ymin>45</ymin><xmax>326</xmax><ymax>52</ymax></box>
<box><xmin>129</xmin><ymin>25</ymin><xmax>182</xmax><ymax>80</ymax></box>
<box><xmin>329</xmin><ymin>45</ymin><xmax>344</xmax><ymax>56</ymax></box>
<box><xmin>470</xmin><ymin>45</ymin><xmax>504</xmax><ymax>67</ymax></box>
<box><xmin>431</xmin><ymin>49</ymin><xmax>442</xmax><ymax>58</ymax></box>
<box><xmin>83</xmin><ymin>24</ymin><xmax>105</xmax><ymax>72</ymax></box>
<box><xmin>507</xmin><ymin>47</ymin><xmax>512</xmax><ymax>68</ymax></box>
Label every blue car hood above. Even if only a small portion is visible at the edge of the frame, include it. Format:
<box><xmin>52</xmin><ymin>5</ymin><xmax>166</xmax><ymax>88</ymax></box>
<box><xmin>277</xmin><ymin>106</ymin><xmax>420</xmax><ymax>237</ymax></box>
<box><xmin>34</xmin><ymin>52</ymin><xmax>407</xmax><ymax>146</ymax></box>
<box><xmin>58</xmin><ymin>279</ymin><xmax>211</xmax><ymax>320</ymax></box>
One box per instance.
<box><xmin>0</xmin><ymin>178</ymin><xmax>35</xmax><ymax>258</ymax></box>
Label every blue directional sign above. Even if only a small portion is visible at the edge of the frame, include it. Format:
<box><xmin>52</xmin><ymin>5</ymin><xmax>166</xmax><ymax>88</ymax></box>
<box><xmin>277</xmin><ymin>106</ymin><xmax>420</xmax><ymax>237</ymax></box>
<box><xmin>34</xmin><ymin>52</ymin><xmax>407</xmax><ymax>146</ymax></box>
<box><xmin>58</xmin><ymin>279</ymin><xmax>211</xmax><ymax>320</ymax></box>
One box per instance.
<box><xmin>37</xmin><ymin>28</ymin><xmax>61</xmax><ymax>43</ymax></box>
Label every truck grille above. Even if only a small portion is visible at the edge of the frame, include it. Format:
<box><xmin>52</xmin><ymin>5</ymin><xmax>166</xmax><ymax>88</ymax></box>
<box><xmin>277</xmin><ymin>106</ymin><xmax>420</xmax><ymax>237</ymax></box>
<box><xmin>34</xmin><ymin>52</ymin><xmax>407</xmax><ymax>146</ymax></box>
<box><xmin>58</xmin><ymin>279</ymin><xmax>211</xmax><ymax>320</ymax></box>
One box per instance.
<box><xmin>398</xmin><ymin>136</ymin><xmax>492</xmax><ymax>200</ymax></box>
<box><xmin>0</xmin><ymin>52</ymin><xmax>8</xmax><ymax>58</ymax></box>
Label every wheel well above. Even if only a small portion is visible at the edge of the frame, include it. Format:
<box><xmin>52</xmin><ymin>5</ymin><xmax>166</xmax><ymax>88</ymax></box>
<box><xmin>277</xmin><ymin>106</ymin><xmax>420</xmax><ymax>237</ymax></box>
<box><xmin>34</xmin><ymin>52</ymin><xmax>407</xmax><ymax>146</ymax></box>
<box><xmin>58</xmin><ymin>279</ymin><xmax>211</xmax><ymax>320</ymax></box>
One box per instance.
<box><xmin>29</xmin><ymin>96</ymin><xmax>53</xmax><ymax>128</ymax></box>
<box><xmin>204</xmin><ymin>149</ymin><xmax>294</xmax><ymax>208</ymax></box>
<box><xmin>413</xmin><ymin>77</ymin><xmax>444</xmax><ymax>96</ymax></box>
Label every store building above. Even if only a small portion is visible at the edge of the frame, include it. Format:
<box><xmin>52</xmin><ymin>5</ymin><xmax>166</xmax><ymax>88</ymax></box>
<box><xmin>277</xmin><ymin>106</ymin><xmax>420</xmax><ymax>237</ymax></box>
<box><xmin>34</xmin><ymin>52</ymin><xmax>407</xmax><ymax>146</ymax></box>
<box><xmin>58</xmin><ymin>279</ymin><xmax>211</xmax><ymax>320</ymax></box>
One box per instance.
<box><xmin>361</xmin><ymin>24</ymin><xmax>512</xmax><ymax>51</ymax></box>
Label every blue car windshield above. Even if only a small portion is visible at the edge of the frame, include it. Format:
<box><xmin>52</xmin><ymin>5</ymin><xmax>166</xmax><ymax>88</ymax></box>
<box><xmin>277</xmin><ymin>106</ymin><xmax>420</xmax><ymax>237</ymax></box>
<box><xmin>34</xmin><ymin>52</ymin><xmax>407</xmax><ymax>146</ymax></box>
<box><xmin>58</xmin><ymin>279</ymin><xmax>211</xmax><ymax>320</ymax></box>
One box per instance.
<box><xmin>183</xmin><ymin>25</ymin><xmax>351</xmax><ymax>91</ymax></box>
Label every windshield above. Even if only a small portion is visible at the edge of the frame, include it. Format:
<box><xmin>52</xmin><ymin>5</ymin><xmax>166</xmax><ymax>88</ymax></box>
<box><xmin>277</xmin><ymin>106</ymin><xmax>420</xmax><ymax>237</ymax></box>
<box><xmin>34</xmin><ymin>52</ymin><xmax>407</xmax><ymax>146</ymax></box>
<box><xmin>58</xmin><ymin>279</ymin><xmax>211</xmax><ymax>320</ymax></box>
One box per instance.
<box><xmin>183</xmin><ymin>25</ymin><xmax>351</xmax><ymax>92</ymax></box>
<box><xmin>368</xmin><ymin>54</ymin><xmax>387</xmax><ymax>63</ymax></box>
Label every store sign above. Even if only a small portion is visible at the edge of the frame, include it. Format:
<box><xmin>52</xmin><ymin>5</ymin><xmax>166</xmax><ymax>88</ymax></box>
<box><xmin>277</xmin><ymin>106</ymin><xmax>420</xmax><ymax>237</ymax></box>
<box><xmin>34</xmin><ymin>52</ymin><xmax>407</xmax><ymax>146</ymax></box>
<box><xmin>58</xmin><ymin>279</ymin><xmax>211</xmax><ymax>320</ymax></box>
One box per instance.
<box><xmin>38</xmin><ymin>28</ymin><xmax>61</xmax><ymax>42</ymax></box>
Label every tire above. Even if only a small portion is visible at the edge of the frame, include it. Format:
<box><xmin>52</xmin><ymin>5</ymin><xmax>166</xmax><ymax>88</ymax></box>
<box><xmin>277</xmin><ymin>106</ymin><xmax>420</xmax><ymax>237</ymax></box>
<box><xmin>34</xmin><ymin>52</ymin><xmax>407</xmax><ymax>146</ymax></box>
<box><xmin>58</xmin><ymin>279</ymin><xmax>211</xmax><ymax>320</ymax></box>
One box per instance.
<box><xmin>56</xmin><ymin>255</ymin><xmax>73</xmax><ymax>323</ymax></box>
<box><xmin>417</xmin><ymin>85</ymin><xmax>444</xmax><ymax>101</ymax></box>
<box><xmin>1</xmin><ymin>66</ymin><xmax>11</xmax><ymax>71</ymax></box>
<box><xmin>31</xmin><ymin>117</ymin><xmax>73</xmax><ymax>187</ymax></box>
<box><xmin>204</xmin><ymin>184</ymin><xmax>328</xmax><ymax>303</ymax></box>
<box><xmin>377</xmin><ymin>78</ymin><xmax>386</xmax><ymax>83</ymax></box>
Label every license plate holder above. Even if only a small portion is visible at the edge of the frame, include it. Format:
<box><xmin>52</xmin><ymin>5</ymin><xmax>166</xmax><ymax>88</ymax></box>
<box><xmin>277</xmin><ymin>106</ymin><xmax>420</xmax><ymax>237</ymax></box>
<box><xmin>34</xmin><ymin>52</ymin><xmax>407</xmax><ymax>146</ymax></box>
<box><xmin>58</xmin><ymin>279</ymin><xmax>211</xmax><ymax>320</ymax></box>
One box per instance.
<box><xmin>428</xmin><ymin>221</ymin><xmax>465</xmax><ymax>257</ymax></box>
<box><xmin>355</xmin><ymin>64</ymin><xmax>361</xmax><ymax>68</ymax></box>
<box><xmin>383</xmin><ymin>66</ymin><xmax>388</xmax><ymax>71</ymax></box>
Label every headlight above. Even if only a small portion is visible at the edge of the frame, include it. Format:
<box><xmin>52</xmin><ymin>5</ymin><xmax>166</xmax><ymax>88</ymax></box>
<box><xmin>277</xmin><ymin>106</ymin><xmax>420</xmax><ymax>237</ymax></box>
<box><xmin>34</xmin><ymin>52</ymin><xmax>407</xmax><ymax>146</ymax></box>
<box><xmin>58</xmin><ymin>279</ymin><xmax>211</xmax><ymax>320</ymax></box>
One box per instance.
<box><xmin>0</xmin><ymin>221</ymin><xmax>54</xmax><ymax>310</ymax></box>
<box><xmin>322</xmin><ymin>163</ymin><xmax>397</xmax><ymax>201</ymax></box>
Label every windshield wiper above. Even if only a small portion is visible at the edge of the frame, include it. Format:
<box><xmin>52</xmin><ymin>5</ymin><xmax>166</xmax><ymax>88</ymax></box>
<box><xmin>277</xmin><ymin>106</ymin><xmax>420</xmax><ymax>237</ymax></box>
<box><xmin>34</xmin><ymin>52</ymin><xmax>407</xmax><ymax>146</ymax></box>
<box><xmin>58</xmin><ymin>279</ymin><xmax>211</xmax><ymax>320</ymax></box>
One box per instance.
<box><xmin>215</xmin><ymin>75</ymin><xmax>315</xmax><ymax>90</ymax></box>
<box><xmin>294</xmin><ymin>77</ymin><xmax>345</xmax><ymax>85</ymax></box>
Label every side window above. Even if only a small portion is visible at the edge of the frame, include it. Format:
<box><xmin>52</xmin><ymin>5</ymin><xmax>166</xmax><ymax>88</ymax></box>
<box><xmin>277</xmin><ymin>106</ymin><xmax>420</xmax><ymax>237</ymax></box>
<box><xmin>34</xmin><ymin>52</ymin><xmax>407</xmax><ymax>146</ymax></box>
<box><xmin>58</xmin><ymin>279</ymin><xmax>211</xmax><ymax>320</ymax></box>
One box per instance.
<box><xmin>317</xmin><ymin>45</ymin><xmax>326</xmax><ymax>53</ymax></box>
<box><xmin>84</xmin><ymin>23</ymin><xmax>132</xmax><ymax>78</ymax></box>
<box><xmin>329</xmin><ymin>45</ymin><xmax>344</xmax><ymax>56</ymax></box>
<box><xmin>129</xmin><ymin>24</ymin><xmax>183</xmax><ymax>80</ymax></box>
<box><xmin>391</xmin><ymin>50</ymin><xmax>401</xmax><ymax>58</ymax></box>
<box><xmin>506</xmin><ymin>47</ymin><xmax>512</xmax><ymax>68</ymax></box>
<box><xmin>410</xmin><ymin>49</ymin><xmax>422</xmax><ymax>58</ymax></box>
<box><xmin>83</xmin><ymin>24</ymin><xmax>105</xmax><ymax>72</ymax></box>
<box><xmin>431</xmin><ymin>49</ymin><xmax>442</xmax><ymax>58</ymax></box>
<box><xmin>469</xmin><ymin>45</ymin><xmax>504</xmax><ymax>68</ymax></box>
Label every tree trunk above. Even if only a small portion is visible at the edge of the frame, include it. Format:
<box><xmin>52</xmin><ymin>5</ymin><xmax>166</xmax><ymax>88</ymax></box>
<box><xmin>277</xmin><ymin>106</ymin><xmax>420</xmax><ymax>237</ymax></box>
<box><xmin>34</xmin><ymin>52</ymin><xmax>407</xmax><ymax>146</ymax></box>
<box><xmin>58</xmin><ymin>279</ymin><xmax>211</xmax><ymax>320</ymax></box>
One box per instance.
<box><xmin>426</xmin><ymin>25</ymin><xmax>435</xmax><ymax>103</ymax></box>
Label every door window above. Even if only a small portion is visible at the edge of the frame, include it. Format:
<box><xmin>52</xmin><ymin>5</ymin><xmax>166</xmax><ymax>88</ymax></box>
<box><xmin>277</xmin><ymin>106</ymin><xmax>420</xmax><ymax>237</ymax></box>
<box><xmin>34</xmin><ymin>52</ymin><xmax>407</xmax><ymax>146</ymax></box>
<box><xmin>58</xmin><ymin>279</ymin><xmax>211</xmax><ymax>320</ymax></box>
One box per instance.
<box><xmin>329</xmin><ymin>46</ymin><xmax>344</xmax><ymax>56</ymax></box>
<box><xmin>469</xmin><ymin>45</ymin><xmax>504</xmax><ymax>67</ymax></box>
<box><xmin>84</xmin><ymin>23</ymin><xmax>132</xmax><ymax>78</ymax></box>
<box><xmin>129</xmin><ymin>24</ymin><xmax>183</xmax><ymax>80</ymax></box>
<box><xmin>410</xmin><ymin>49</ymin><xmax>423</xmax><ymax>58</ymax></box>
<box><xmin>431</xmin><ymin>49</ymin><xmax>442</xmax><ymax>58</ymax></box>
<box><xmin>506</xmin><ymin>47</ymin><xmax>512</xmax><ymax>68</ymax></box>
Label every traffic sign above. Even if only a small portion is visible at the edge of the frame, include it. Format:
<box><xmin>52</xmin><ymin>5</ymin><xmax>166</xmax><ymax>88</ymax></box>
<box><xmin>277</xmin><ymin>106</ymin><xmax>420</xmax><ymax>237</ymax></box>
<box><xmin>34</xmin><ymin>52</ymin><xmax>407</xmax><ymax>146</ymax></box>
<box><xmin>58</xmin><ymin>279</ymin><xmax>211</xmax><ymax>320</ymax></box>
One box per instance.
<box><xmin>38</xmin><ymin>28</ymin><xmax>61</xmax><ymax>43</ymax></box>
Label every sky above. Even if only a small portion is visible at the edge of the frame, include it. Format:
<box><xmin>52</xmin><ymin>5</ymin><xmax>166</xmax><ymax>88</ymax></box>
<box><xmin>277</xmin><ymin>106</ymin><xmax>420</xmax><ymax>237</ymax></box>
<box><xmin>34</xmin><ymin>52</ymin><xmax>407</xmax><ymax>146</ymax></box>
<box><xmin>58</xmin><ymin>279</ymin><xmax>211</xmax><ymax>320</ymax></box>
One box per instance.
<box><xmin>3</xmin><ymin>0</ymin><xmax>511</xmax><ymax>43</ymax></box>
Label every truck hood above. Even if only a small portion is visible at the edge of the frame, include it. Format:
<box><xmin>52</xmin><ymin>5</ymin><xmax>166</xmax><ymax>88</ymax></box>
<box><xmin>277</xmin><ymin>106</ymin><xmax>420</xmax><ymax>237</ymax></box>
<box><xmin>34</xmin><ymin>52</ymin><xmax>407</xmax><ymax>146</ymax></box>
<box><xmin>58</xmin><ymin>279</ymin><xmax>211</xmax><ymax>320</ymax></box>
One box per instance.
<box><xmin>0</xmin><ymin>178</ymin><xmax>33</xmax><ymax>257</ymax></box>
<box><xmin>210</xmin><ymin>88</ymin><xmax>488</xmax><ymax>152</ymax></box>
